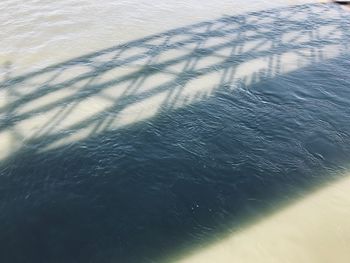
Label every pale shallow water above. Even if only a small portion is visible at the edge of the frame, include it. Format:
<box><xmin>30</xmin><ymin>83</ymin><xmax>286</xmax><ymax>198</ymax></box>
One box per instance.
<box><xmin>1</xmin><ymin>1</ymin><xmax>350</xmax><ymax>263</ymax></box>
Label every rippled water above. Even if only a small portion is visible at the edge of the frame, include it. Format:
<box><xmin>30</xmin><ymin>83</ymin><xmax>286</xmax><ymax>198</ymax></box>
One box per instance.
<box><xmin>1</xmin><ymin>1</ymin><xmax>350</xmax><ymax>263</ymax></box>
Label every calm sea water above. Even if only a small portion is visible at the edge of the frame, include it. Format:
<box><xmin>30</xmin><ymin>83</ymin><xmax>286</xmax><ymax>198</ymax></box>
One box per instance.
<box><xmin>1</xmin><ymin>1</ymin><xmax>350</xmax><ymax>263</ymax></box>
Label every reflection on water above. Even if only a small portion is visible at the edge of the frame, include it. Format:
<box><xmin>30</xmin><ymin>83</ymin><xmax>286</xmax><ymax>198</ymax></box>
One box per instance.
<box><xmin>1</xmin><ymin>2</ymin><xmax>350</xmax><ymax>263</ymax></box>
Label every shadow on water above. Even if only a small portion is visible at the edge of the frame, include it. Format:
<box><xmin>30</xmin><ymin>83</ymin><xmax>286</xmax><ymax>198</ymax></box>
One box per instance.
<box><xmin>1</xmin><ymin>3</ymin><xmax>350</xmax><ymax>263</ymax></box>
<box><xmin>1</xmin><ymin>3</ymin><xmax>349</xmax><ymax>153</ymax></box>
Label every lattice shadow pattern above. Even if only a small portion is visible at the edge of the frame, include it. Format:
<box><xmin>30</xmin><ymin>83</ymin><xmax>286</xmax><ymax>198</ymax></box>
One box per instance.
<box><xmin>0</xmin><ymin>3</ymin><xmax>349</xmax><ymax>155</ymax></box>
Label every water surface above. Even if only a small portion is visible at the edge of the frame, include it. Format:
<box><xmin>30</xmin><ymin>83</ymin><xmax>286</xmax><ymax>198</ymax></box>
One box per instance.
<box><xmin>1</xmin><ymin>1</ymin><xmax>350</xmax><ymax>263</ymax></box>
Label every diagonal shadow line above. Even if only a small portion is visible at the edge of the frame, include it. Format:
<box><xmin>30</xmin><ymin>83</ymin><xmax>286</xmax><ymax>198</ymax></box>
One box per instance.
<box><xmin>0</xmin><ymin>4</ymin><xmax>348</xmax><ymax>157</ymax></box>
<box><xmin>0</xmin><ymin>3</ymin><xmax>339</xmax><ymax>89</ymax></box>
<box><xmin>0</xmin><ymin>25</ymin><xmax>346</xmax><ymax>132</ymax></box>
<box><xmin>1</xmin><ymin>35</ymin><xmax>344</xmax><ymax>136</ymax></box>
<box><xmin>0</xmin><ymin>14</ymin><xmax>340</xmax><ymax>116</ymax></box>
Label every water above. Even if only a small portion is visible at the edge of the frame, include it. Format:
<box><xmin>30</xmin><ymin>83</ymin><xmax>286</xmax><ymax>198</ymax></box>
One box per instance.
<box><xmin>1</xmin><ymin>1</ymin><xmax>350</xmax><ymax>263</ymax></box>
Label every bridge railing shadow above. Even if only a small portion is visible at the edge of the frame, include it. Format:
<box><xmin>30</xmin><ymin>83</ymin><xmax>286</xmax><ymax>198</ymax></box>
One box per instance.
<box><xmin>0</xmin><ymin>3</ymin><xmax>349</xmax><ymax>157</ymax></box>
<box><xmin>1</xmin><ymin>3</ymin><xmax>350</xmax><ymax>263</ymax></box>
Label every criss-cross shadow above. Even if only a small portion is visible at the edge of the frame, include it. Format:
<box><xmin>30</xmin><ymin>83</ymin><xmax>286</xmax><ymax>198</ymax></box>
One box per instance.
<box><xmin>1</xmin><ymin>3</ymin><xmax>349</xmax><ymax>154</ymax></box>
<box><xmin>1</xmin><ymin>3</ymin><xmax>350</xmax><ymax>263</ymax></box>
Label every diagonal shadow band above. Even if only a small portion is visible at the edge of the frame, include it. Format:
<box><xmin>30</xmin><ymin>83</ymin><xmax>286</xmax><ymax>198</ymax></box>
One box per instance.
<box><xmin>0</xmin><ymin>3</ymin><xmax>349</xmax><ymax>158</ymax></box>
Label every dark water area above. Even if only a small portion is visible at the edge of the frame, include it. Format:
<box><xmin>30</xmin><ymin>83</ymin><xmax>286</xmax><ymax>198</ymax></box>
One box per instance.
<box><xmin>1</xmin><ymin>3</ymin><xmax>350</xmax><ymax>263</ymax></box>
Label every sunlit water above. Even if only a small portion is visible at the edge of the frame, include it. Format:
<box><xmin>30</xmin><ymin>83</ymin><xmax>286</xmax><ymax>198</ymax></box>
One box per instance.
<box><xmin>1</xmin><ymin>1</ymin><xmax>350</xmax><ymax>263</ymax></box>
